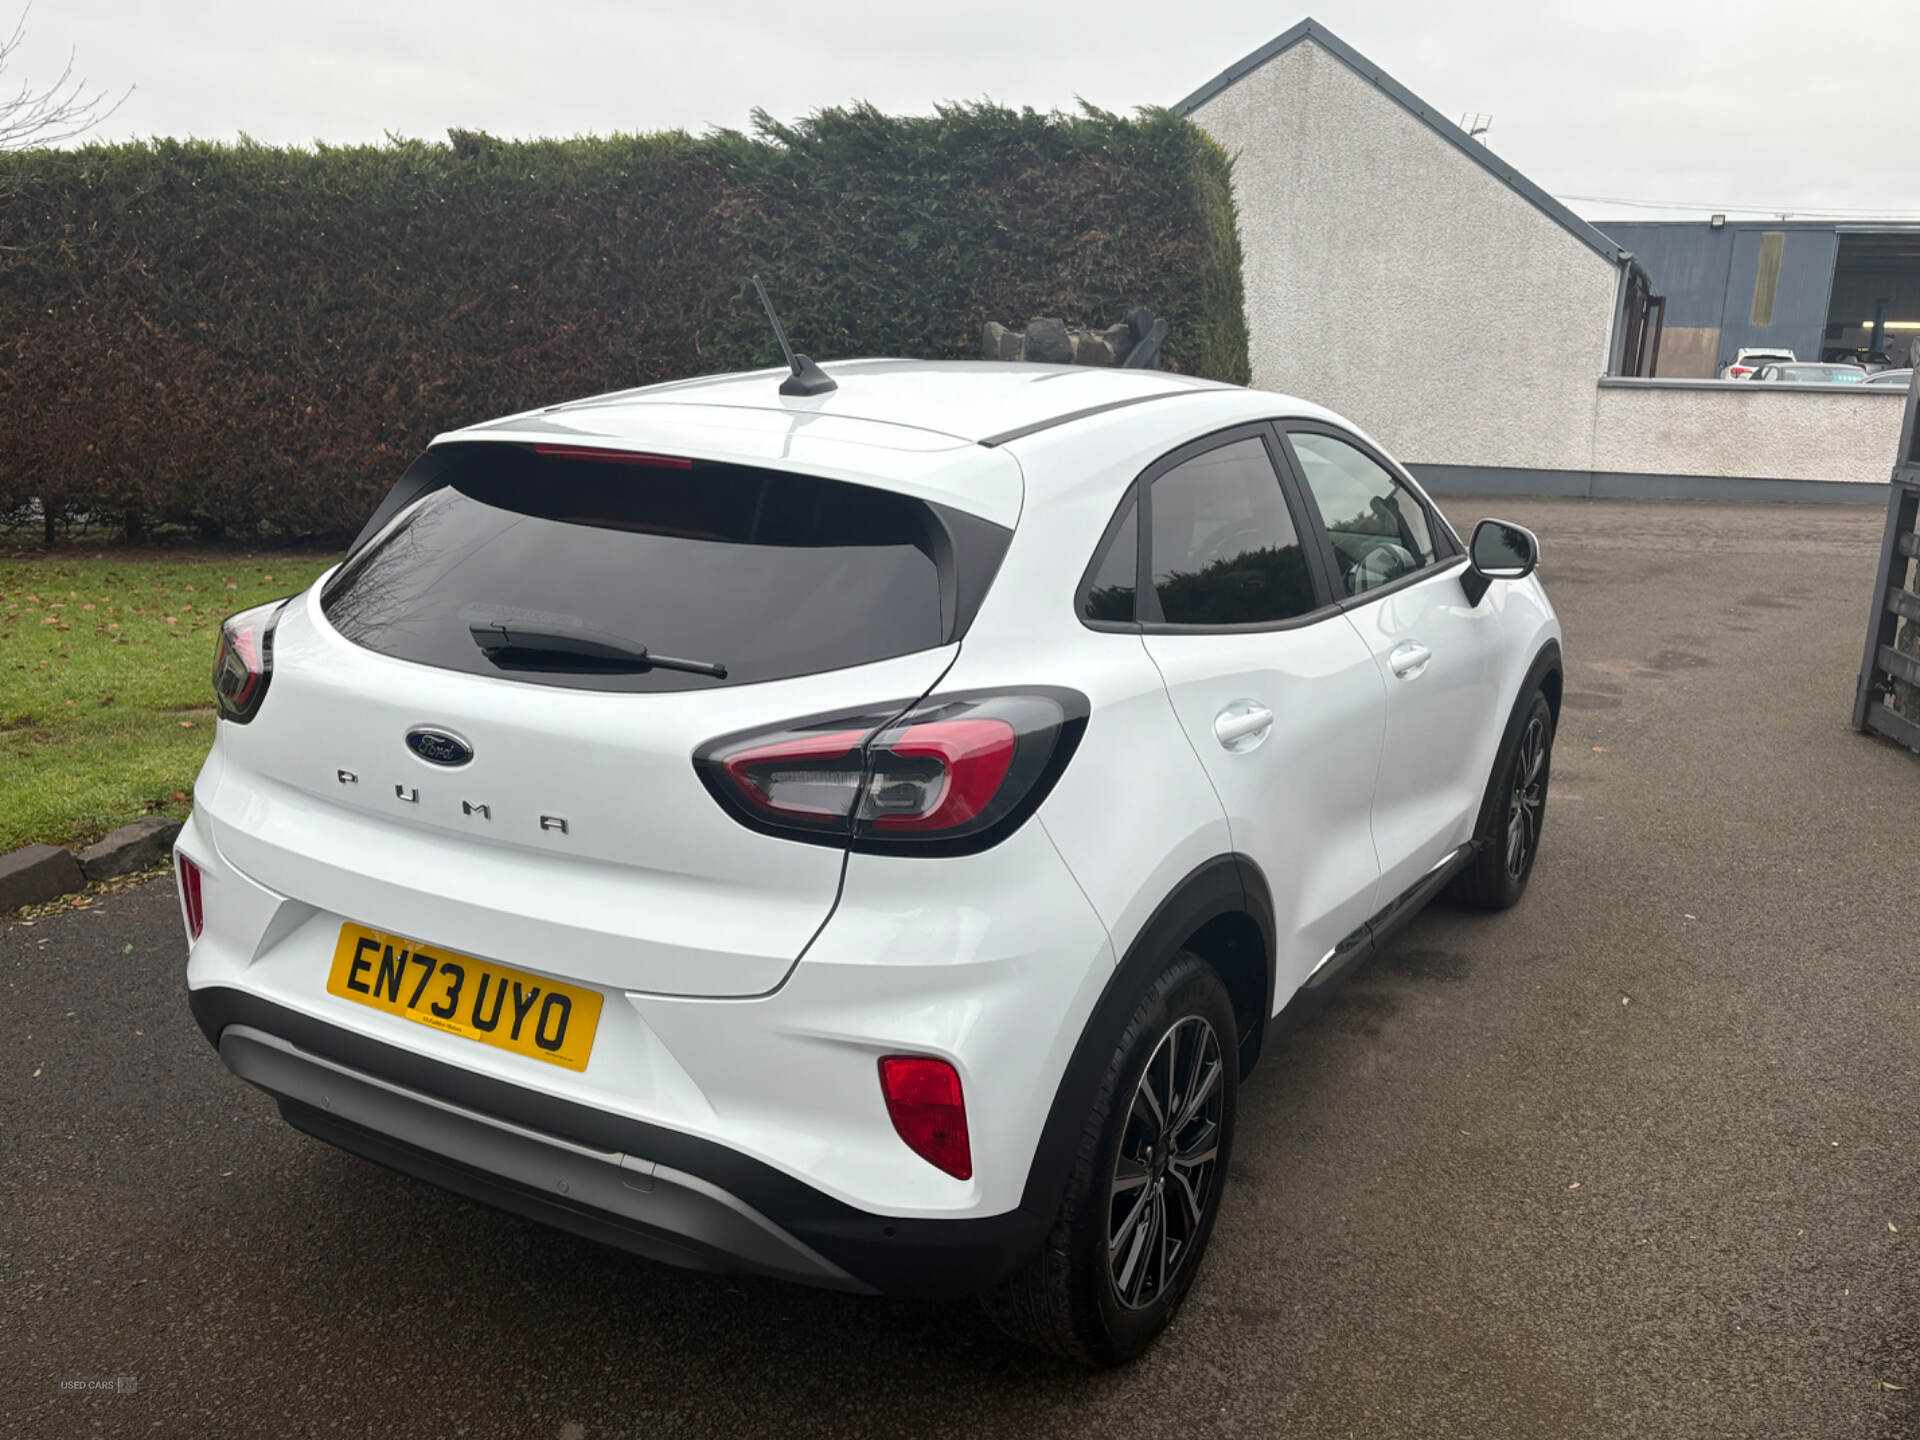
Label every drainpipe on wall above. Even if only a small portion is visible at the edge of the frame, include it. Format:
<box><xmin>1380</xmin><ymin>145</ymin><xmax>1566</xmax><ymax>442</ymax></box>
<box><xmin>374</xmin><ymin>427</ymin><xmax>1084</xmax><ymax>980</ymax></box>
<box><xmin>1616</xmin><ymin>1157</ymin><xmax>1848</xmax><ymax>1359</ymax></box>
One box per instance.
<box><xmin>1606</xmin><ymin>251</ymin><xmax>1637</xmax><ymax>377</ymax></box>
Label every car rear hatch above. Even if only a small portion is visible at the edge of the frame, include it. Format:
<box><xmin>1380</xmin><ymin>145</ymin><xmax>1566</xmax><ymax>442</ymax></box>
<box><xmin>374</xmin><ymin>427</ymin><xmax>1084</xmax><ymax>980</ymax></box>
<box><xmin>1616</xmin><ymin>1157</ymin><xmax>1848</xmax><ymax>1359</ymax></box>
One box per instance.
<box><xmin>203</xmin><ymin>436</ymin><xmax>1019</xmax><ymax>998</ymax></box>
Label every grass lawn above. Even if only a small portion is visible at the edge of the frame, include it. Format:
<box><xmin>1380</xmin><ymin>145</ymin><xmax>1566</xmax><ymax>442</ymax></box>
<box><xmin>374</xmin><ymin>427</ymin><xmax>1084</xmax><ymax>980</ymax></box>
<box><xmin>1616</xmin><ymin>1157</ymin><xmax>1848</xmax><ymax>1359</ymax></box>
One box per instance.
<box><xmin>0</xmin><ymin>545</ymin><xmax>338</xmax><ymax>853</ymax></box>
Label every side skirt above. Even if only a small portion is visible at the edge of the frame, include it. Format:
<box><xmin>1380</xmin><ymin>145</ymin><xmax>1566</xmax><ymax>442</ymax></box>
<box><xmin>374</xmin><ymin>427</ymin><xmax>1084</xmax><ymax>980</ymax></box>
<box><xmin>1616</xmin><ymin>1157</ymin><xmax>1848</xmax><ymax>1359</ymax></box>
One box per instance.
<box><xmin>1265</xmin><ymin>840</ymin><xmax>1484</xmax><ymax>1042</ymax></box>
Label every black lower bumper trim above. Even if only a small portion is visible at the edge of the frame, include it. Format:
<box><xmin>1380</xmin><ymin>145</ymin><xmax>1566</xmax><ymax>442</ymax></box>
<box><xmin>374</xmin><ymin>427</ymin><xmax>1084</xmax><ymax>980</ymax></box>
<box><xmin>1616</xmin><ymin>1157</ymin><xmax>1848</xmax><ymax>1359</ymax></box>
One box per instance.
<box><xmin>280</xmin><ymin>1099</ymin><xmax>816</xmax><ymax>1282</ymax></box>
<box><xmin>188</xmin><ymin>985</ymin><xmax>1046</xmax><ymax>1299</ymax></box>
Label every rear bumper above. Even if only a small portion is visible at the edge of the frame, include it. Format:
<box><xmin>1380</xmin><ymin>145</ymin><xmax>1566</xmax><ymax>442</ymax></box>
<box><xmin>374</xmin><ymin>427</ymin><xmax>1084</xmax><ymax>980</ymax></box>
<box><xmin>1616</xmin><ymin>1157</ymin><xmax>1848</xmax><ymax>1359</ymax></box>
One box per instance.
<box><xmin>189</xmin><ymin>985</ymin><xmax>1048</xmax><ymax>1299</ymax></box>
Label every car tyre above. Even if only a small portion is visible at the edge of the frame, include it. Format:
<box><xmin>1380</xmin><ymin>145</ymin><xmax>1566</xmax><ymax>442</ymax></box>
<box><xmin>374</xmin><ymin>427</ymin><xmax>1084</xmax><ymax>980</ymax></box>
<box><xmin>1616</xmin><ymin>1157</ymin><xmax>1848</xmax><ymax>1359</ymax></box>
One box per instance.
<box><xmin>982</xmin><ymin>951</ymin><xmax>1237</xmax><ymax>1367</ymax></box>
<box><xmin>1449</xmin><ymin>689</ymin><xmax>1554</xmax><ymax>911</ymax></box>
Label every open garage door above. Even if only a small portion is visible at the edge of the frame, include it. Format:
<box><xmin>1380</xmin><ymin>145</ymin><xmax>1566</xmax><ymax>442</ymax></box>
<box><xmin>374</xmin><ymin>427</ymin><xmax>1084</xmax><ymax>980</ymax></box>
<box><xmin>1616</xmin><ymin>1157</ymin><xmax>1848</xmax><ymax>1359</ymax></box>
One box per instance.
<box><xmin>1822</xmin><ymin>230</ymin><xmax>1920</xmax><ymax>368</ymax></box>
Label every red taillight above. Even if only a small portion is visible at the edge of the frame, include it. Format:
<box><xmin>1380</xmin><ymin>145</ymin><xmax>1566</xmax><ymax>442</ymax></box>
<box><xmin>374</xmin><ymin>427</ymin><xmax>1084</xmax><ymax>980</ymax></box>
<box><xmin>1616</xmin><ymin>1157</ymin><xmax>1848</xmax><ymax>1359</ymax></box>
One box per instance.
<box><xmin>531</xmin><ymin>444</ymin><xmax>693</xmax><ymax>468</ymax></box>
<box><xmin>878</xmin><ymin>1055</ymin><xmax>971</xmax><ymax>1180</ymax></box>
<box><xmin>212</xmin><ymin>598</ymin><xmax>288</xmax><ymax>724</ymax></box>
<box><xmin>867</xmin><ymin>718</ymin><xmax>1015</xmax><ymax>831</ymax></box>
<box><xmin>177</xmin><ymin>854</ymin><xmax>204</xmax><ymax>940</ymax></box>
<box><xmin>720</xmin><ymin>727</ymin><xmax>872</xmax><ymax>830</ymax></box>
<box><xmin>694</xmin><ymin>689</ymin><xmax>1086</xmax><ymax>855</ymax></box>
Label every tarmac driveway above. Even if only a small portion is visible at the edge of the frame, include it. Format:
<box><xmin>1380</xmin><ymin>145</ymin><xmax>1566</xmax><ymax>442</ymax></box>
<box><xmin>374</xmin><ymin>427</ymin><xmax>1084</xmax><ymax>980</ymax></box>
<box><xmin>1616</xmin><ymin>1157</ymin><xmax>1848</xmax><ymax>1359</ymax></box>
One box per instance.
<box><xmin>4</xmin><ymin>496</ymin><xmax>1916</xmax><ymax>1439</ymax></box>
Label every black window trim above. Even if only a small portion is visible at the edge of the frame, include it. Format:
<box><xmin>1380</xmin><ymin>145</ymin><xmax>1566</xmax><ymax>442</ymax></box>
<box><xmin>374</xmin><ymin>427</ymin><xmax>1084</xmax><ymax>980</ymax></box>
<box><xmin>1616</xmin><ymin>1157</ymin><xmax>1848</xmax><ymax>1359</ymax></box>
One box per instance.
<box><xmin>1272</xmin><ymin>419</ymin><xmax>1467</xmax><ymax>614</ymax></box>
<box><xmin>1072</xmin><ymin>421</ymin><xmax>1345</xmax><ymax>636</ymax></box>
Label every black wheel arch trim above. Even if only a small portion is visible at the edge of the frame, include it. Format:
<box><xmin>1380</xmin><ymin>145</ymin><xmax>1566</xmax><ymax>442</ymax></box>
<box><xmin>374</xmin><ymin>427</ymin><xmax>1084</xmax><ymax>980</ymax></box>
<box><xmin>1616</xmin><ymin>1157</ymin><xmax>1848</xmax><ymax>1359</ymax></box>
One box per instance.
<box><xmin>185</xmin><ymin>983</ymin><xmax>1045</xmax><ymax>1300</ymax></box>
<box><xmin>1472</xmin><ymin>640</ymin><xmax>1563</xmax><ymax>842</ymax></box>
<box><xmin>1017</xmin><ymin>853</ymin><xmax>1274</xmax><ymax>1222</ymax></box>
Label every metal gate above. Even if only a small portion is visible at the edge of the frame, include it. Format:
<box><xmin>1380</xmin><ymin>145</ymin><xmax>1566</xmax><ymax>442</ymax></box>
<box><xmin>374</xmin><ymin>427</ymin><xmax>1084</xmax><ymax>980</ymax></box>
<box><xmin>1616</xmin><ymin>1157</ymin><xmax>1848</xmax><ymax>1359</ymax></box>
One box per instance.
<box><xmin>1853</xmin><ymin>371</ymin><xmax>1920</xmax><ymax>752</ymax></box>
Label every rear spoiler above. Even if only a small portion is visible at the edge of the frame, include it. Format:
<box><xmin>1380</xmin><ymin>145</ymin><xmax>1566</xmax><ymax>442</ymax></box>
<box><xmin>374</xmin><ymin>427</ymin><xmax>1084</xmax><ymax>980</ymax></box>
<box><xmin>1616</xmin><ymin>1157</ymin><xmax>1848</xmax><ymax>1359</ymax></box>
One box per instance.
<box><xmin>343</xmin><ymin>448</ymin><xmax>464</xmax><ymax>560</ymax></box>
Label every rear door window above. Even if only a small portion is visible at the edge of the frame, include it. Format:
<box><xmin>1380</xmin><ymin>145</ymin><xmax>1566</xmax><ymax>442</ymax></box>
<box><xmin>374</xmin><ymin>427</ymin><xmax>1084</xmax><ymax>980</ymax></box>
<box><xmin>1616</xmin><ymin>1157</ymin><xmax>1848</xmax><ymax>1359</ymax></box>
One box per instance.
<box><xmin>1144</xmin><ymin>435</ymin><xmax>1318</xmax><ymax>626</ymax></box>
<box><xmin>322</xmin><ymin>445</ymin><xmax>1007</xmax><ymax>692</ymax></box>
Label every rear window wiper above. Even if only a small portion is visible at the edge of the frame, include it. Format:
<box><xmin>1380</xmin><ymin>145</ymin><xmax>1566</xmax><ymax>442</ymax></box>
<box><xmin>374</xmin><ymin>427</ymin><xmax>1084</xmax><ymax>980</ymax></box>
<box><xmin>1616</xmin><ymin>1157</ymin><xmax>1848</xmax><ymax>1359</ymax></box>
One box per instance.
<box><xmin>463</xmin><ymin>608</ymin><xmax>727</xmax><ymax>679</ymax></box>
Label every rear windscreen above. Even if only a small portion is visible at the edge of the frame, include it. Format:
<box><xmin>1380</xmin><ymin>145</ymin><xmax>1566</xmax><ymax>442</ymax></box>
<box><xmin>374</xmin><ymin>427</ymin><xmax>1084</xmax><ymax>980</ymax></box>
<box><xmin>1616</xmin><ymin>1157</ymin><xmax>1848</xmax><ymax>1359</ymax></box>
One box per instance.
<box><xmin>322</xmin><ymin>446</ymin><xmax>1004</xmax><ymax>692</ymax></box>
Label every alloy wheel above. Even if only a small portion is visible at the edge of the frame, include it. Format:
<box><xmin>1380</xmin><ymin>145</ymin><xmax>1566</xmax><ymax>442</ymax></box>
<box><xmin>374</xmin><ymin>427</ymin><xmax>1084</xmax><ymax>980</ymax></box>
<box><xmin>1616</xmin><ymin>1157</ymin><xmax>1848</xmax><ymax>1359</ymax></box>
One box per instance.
<box><xmin>1107</xmin><ymin>1015</ymin><xmax>1224</xmax><ymax>1311</ymax></box>
<box><xmin>1505</xmin><ymin>714</ymin><xmax>1548</xmax><ymax>879</ymax></box>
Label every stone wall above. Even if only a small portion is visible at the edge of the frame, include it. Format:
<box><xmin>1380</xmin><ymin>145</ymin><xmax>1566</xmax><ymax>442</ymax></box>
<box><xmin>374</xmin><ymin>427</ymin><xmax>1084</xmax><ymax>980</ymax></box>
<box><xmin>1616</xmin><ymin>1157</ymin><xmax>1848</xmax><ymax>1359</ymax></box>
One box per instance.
<box><xmin>981</xmin><ymin>309</ymin><xmax>1161</xmax><ymax>367</ymax></box>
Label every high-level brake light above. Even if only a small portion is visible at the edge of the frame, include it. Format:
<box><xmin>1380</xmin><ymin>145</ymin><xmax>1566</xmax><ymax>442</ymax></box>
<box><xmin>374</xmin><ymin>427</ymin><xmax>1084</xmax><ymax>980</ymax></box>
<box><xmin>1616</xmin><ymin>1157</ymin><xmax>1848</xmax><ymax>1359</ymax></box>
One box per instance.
<box><xmin>531</xmin><ymin>444</ymin><xmax>694</xmax><ymax>469</ymax></box>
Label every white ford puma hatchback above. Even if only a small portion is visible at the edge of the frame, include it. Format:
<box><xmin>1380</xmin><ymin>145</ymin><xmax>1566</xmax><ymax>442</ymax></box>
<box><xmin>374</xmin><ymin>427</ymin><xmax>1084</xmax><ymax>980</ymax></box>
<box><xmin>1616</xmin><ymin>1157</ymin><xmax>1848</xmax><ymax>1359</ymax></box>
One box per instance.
<box><xmin>180</xmin><ymin>359</ymin><xmax>1560</xmax><ymax>1365</ymax></box>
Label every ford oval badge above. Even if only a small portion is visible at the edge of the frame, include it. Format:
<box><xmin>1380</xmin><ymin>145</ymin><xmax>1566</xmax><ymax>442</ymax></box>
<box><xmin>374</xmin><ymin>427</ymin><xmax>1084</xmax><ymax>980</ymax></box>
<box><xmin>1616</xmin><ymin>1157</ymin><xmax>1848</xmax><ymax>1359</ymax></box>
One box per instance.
<box><xmin>406</xmin><ymin>728</ymin><xmax>473</xmax><ymax>767</ymax></box>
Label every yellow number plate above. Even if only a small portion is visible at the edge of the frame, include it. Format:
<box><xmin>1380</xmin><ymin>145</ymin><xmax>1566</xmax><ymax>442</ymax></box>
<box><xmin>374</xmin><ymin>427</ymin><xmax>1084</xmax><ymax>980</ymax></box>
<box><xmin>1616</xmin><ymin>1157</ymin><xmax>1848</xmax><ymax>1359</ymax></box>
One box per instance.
<box><xmin>326</xmin><ymin>924</ymin><xmax>603</xmax><ymax>1072</ymax></box>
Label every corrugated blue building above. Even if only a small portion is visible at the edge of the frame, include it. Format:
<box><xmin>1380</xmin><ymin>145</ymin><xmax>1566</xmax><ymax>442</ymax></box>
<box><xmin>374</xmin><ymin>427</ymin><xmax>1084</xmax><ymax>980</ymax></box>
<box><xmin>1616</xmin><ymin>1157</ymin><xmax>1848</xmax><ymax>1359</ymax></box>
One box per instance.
<box><xmin>1596</xmin><ymin>220</ymin><xmax>1920</xmax><ymax>376</ymax></box>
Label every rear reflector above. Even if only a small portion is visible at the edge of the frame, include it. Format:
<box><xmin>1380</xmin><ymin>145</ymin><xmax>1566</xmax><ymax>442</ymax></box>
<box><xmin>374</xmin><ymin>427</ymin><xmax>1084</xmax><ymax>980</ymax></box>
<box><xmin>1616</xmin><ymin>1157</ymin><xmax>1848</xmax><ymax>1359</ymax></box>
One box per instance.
<box><xmin>177</xmin><ymin>854</ymin><xmax>204</xmax><ymax>940</ymax></box>
<box><xmin>531</xmin><ymin>445</ymin><xmax>693</xmax><ymax>469</ymax></box>
<box><xmin>878</xmin><ymin>1055</ymin><xmax>972</xmax><ymax>1180</ymax></box>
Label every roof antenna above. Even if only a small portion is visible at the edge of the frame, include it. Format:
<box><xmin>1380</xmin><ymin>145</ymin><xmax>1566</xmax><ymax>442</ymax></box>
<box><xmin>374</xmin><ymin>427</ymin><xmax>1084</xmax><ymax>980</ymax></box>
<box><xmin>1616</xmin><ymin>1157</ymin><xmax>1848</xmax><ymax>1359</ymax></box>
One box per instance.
<box><xmin>750</xmin><ymin>274</ymin><xmax>837</xmax><ymax>397</ymax></box>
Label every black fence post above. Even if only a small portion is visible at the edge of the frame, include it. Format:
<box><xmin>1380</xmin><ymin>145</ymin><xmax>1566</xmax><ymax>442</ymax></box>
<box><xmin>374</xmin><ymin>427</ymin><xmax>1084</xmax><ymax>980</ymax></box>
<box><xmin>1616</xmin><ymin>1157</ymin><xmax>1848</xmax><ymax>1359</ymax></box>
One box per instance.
<box><xmin>1854</xmin><ymin>368</ymin><xmax>1920</xmax><ymax>752</ymax></box>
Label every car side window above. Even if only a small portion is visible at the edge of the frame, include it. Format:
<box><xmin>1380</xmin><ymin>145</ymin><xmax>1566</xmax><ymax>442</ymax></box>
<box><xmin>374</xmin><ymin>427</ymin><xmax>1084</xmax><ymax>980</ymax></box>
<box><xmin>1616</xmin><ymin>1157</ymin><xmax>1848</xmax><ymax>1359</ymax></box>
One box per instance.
<box><xmin>1145</xmin><ymin>436</ymin><xmax>1317</xmax><ymax>626</ymax></box>
<box><xmin>1080</xmin><ymin>493</ymin><xmax>1138</xmax><ymax>624</ymax></box>
<box><xmin>1287</xmin><ymin>431</ymin><xmax>1437</xmax><ymax>597</ymax></box>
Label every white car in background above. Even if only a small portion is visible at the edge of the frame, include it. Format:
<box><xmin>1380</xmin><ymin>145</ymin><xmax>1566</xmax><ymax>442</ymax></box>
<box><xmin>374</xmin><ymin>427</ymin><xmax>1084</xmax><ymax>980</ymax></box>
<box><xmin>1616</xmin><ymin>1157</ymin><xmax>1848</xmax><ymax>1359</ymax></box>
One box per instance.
<box><xmin>1719</xmin><ymin>347</ymin><xmax>1796</xmax><ymax>379</ymax></box>
<box><xmin>178</xmin><ymin>359</ymin><xmax>1563</xmax><ymax>1365</ymax></box>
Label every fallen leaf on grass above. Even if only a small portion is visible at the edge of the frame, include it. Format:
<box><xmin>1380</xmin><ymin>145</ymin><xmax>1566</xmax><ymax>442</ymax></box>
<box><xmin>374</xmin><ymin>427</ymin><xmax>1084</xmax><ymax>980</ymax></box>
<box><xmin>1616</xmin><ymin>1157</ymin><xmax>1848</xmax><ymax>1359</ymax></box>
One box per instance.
<box><xmin>168</xmin><ymin>791</ymin><xmax>187</xmax><ymax>802</ymax></box>
<box><xmin>178</xmin><ymin>720</ymin><xmax>196</xmax><ymax>729</ymax></box>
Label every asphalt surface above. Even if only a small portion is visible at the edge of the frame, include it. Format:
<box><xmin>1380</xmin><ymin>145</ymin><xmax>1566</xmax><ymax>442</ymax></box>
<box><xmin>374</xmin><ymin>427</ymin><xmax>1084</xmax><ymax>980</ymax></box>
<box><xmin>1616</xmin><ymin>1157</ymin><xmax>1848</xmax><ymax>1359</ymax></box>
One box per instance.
<box><xmin>5</xmin><ymin>496</ymin><xmax>1918</xmax><ymax>1439</ymax></box>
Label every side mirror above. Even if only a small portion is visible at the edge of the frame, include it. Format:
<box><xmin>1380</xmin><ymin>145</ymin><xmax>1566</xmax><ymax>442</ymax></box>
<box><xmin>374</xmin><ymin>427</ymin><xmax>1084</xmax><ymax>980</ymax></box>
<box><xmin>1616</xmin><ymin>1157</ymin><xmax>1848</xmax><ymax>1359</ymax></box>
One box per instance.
<box><xmin>1461</xmin><ymin>519</ymin><xmax>1539</xmax><ymax>606</ymax></box>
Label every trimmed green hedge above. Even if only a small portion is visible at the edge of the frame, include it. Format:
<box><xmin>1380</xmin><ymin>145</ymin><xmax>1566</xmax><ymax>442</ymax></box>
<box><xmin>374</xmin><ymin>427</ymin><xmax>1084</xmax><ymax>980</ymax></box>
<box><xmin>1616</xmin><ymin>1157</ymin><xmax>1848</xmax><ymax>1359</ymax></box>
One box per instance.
<box><xmin>0</xmin><ymin>105</ymin><xmax>1247</xmax><ymax>542</ymax></box>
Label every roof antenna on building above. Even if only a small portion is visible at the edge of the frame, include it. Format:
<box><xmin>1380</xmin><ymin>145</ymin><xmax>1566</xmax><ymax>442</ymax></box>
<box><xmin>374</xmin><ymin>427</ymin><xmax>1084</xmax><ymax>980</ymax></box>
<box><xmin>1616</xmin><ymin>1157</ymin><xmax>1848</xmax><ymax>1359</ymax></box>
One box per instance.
<box><xmin>750</xmin><ymin>275</ymin><xmax>837</xmax><ymax>397</ymax></box>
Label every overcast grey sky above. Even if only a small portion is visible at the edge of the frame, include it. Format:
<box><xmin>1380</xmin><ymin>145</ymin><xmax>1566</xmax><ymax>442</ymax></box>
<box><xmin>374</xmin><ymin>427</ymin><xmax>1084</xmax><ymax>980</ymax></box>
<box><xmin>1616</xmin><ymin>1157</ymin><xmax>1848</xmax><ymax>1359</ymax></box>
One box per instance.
<box><xmin>20</xmin><ymin>0</ymin><xmax>1920</xmax><ymax>221</ymax></box>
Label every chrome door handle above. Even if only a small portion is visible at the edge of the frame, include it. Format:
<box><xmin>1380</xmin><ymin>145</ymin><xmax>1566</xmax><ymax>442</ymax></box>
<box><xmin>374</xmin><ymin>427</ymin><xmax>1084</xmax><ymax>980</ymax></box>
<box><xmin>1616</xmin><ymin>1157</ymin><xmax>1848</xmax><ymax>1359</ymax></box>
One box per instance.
<box><xmin>1213</xmin><ymin>700</ymin><xmax>1274</xmax><ymax>753</ymax></box>
<box><xmin>1389</xmin><ymin>641</ymin><xmax>1433</xmax><ymax>680</ymax></box>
